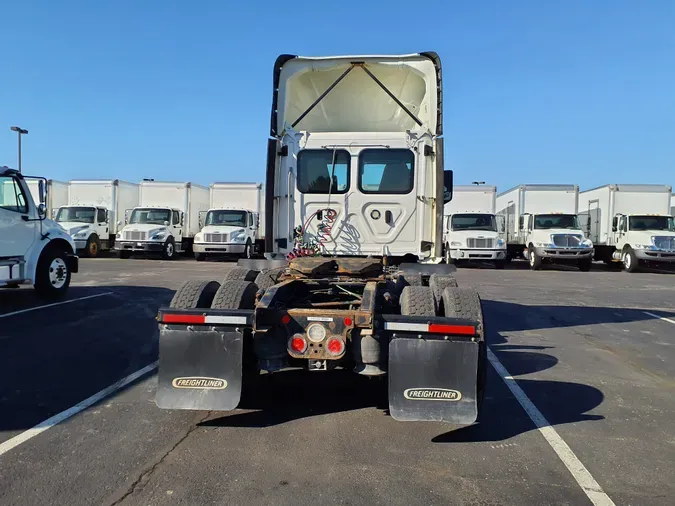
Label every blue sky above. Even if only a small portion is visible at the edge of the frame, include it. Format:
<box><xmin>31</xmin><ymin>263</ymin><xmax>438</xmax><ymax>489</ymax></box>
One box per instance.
<box><xmin>2</xmin><ymin>0</ymin><xmax>674</xmax><ymax>192</ymax></box>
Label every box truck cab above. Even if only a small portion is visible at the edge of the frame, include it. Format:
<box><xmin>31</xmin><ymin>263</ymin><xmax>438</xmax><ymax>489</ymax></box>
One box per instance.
<box><xmin>580</xmin><ymin>184</ymin><xmax>674</xmax><ymax>272</ymax></box>
<box><xmin>193</xmin><ymin>182</ymin><xmax>265</xmax><ymax>261</ymax></box>
<box><xmin>53</xmin><ymin>180</ymin><xmax>139</xmax><ymax>257</ymax></box>
<box><xmin>443</xmin><ymin>185</ymin><xmax>506</xmax><ymax>268</ymax></box>
<box><xmin>115</xmin><ymin>181</ymin><xmax>209</xmax><ymax>259</ymax></box>
<box><xmin>497</xmin><ymin>184</ymin><xmax>594</xmax><ymax>271</ymax></box>
<box><xmin>1</xmin><ymin>167</ymin><xmax>78</xmax><ymax>298</ymax></box>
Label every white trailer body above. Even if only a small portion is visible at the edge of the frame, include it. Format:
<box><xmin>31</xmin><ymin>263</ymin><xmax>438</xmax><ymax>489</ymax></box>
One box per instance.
<box><xmin>193</xmin><ymin>182</ymin><xmax>265</xmax><ymax>260</ymax></box>
<box><xmin>1</xmin><ymin>167</ymin><xmax>78</xmax><ymax>297</ymax></box>
<box><xmin>496</xmin><ymin>184</ymin><xmax>593</xmax><ymax>270</ymax></box>
<box><xmin>53</xmin><ymin>180</ymin><xmax>139</xmax><ymax>256</ymax></box>
<box><xmin>579</xmin><ymin>184</ymin><xmax>674</xmax><ymax>271</ymax></box>
<box><xmin>26</xmin><ymin>179</ymin><xmax>68</xmax><ymax>216</ymax></box>
<box><xmin>442</xmin><ymin>186</ymin><xmax>506</xmax><ymax>267</ymax></box>
<box><xmin>115</xmin><ymin>181</ymin><xmax>210</xmax><ymax>259</ymax></box>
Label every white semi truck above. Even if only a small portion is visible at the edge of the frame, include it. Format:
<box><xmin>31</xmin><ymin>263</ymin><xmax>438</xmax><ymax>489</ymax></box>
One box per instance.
<box><xmin>53</xmin><ymin>179</ymin><xmax>139</xmax><ymax>257</ymax></box>
<box><xmin>155</xmin><ymin>53</ymin><xmax>487</xmax><ymax>426</ymax></box>
<box><xmin>26</xmin><ymin>179</ymin><xmax>69</xmax><ymax>218</ymax></box>
<box><xmin>579</xmin><ymin>184</ymin><xmax>674</xmax><ymax>272</ymax></box>
<box><xmin>1</xmin><ymin>166</ymin><xmax>78</xmax><ymax>298</ymax></box>
<box><xmin>443</xmin><ymin>185</ymin><xmax>506</xmax><ymax>268</ymax></box>
<box><xmin>496</xmin><ymin>184</ymin><xmax>594</xmax><ymax>271</ymax></box>
<box><xmin>115</xmin><ymin>180</ymin><xmax>209</xmax><ymax>259</ymax></box>
<box><xmin>193</xmin><ymin>182</ymin><xmax>265</xmax><ymax>261</ymax></box>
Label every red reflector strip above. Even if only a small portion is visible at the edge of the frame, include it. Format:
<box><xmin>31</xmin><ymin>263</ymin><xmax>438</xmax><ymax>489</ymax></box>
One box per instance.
<box><xmin>161</xmin><ymin>314</ymin><xmax>206</xmax><ymax>324</ymax></box>
<box><xmin>428</xmin><ymin>324</ymin><xmax>476</xmax><ymax>335</ymax></box>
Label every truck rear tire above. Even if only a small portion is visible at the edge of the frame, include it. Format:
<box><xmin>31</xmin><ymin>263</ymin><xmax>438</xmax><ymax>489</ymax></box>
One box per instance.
<box><xmin>254</xmin><ymin>267</ymin><xmax>285</xmax><ymax>293</ymax></box>
<box><xmin>528</xmin><ymin>245</ymin><xmax>542</xmax><ymax>270</ymax></box>
<box><xmin>169</xmin><ymin>280</ymin><xmax>221</xmax><ymax>309</ymax></box>
<box><xmin>85</xmin><ymin>234</ymin><xmax>100</xmax><ymax>258</ymax></box>
<box><xmin>242</xmin><ymin>240</ymin><xmax>253</xmax><ymax>260</ymax></box>
<box><xmin>211</xmin><ymin>280</ymin><xmax>258</xmax><ymax>309</ymax></box>
<box><xmin>429</xmin><ymin>274</ymin><xmax>458</xmax><ymax>315</ymax></box>
<box><xmin>34</xmin><ymin>247</ymin><xmax>73</xmax><ymax>300</ymax></box>
<box><xmin>195</xmin><ymin>253</ymin><xmax>206</xmax><ymax>262</ymax></box>
<box><xmin>224</xmin><ymin>267</ymin><xmax>258</xmax><ymax>282</ymax></box>
<box><xmin>119</xmin><ymin>251</ymin><xmax>131</xmax><ymax>259</ymax></box>
<box><xmin>494</xmin><ymin>259</ymin><xmax>506</xmax><ymax>270</ymax></box>
<box><xmin>442</xmin><ymin>286</ymin><xmax>487</xmax><ymax>408</ymax></box>
<box><xmin>162</xmin><ymin>238</ymin><xmax>177</xmax><ymax>260</ymax></box>
<box><xmin>400</xmin><ymin>286</ymin><xmax>436</xmax><ymax>317</ymax></box>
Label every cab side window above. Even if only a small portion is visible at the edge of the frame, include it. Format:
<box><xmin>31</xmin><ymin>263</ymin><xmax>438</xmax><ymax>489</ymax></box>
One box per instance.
<box><xmin>97</xmin><ymin>209</ymin><xmax>106</xmax><ymax>223</ymax></box>
<box><xmin>0</xmin><ymin>176</ymin><xmax>28</xmax><ymax>213</ymax></box>
<box><xmin>172</xmin><ymin>211</ymin><xmax>180</xmax><ymax>225</ymax></box>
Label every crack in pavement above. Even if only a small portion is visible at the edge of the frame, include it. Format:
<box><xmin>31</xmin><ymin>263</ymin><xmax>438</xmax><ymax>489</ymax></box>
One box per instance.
<box><xmin>107</xmin><ymin>411</ymin><xmax>211</xmax><ymax>505</ymax></box>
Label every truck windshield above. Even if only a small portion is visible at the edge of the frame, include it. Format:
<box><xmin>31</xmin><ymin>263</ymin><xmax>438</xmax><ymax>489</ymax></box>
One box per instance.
<box><xmin>451</xmin><ymin>214</ymin><xmax>497</xmax><ymax>231</ymax></box>
<box><xmin>534</xmin><ymin>214</ymin><xmax>579</xmax><ymax>229</ymax></box>
<box><xmin>56</xmin><ymin>207</ymin><xmax>95</xmax><ymax>223</ymax></box>
<box><xmin>206</xmin><ymin>210</ymin><xmax>247</xmax><ymax>227</ymax></box>
<box><xmin>129</xmin><ymin>208</ymin><xmax>171</xmax><ymax>225</ymax></box>
<box><xmin>629</xmin><ymin>215</ymin><xmax>675</xmax><ymax>231</ymax></box>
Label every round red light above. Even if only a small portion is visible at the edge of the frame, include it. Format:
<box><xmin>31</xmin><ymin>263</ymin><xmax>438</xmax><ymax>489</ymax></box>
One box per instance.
<box><xmin>289</xmin><ymin>336</ymin><xmax>306</xmax><ymax>353</ymax></box>
<box><xmin>281</xmin><ymin>314</ymin><xmax>291</xmax><ymax>325</ymax></box>
<box><xmin>343</xmin><ymin>317</ymin><xmax>353</xmax><ymax>327</ymax></box>
<box><xmin>327</xmin><ymin>338</ymin><xmax>344</xmax><ymax>355</ymax></box>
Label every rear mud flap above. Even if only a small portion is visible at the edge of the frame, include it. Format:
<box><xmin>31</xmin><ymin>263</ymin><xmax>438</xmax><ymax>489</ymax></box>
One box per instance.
<box><xmin>156</xmin><ymin>327</ymin><xmax>243</xmax><ymax>411</ymax></box>
<box><xmin>388</xmin><ymin>337</ymin><xmax>479</xmax><ymax>424</ymax></box>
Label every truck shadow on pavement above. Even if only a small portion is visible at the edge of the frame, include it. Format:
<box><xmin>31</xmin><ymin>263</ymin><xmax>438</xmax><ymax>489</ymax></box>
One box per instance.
<box><xmin>0</xmin><ymin>285</ymin><xmax>172</xmax><ymax>434</ymax></box>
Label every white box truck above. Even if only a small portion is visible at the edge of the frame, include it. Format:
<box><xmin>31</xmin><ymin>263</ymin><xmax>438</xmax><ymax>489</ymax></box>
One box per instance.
<box><xmin>193</xmin><ymin>182</ymin><xmax>265</xmax><ymax>261</ymax></box>
<box><xmin>1</xmin><ymin>167</ymin><xmax>78</xmax><ymax>298</ymax></box>
<box><xmin>496</xmin><ymin>184</ymin><xmax>594</xmax><ymax>271</ymax></box>
<box><xmin>443</xmin><ymin>185</ymin><xmax>506</xmax><ymax>268</ymax></box>
<box><xmin>53</xmin><ymin>179</ymin><xmax>139</xmax><ymax>257</ymax></box>
<box><xmin>115</xmin><ymin>180</ymin><xmax>209</xmax><ymax>259</ymax></box>
<box><xmin>26</xmin><ymin>179</ymin><xmax>68</xmax><ymax>217</ymax></box>
<box><xmin>579</xmin><ymin>184</ymin><xmax>674</xmax><ymax>272</ymax></box>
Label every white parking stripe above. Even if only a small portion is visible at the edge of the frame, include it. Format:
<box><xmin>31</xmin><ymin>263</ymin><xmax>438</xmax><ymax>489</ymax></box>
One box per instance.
<box><xmin>0</xmin><ymin>361</ymin><xmax>158</xmax><ymax>457</ymax></box>
<box><xmin>0</xmin><ymin>292</ymin><xmax>113</xmax><ymax>319</ymax></box>
<box><xmin>487</xmin><ymin>347</ymin><xmax>616</xmax><ymax>506</ymax></box>
<box><xmin>643</xmin><ymin>311</ymin><xmax>675</xmax><ymax>325</ymax></box>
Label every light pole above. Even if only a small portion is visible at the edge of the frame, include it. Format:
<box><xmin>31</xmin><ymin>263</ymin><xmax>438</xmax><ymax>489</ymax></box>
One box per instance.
<box><xmin>10</xmin><ymin>126</ymin><xmax>28</xmax><ymax>173</ymax></box>
<box><xmin>472</xmin><ymin>181</ymin><xmax>485</xmax><ymax>185</ymax></box>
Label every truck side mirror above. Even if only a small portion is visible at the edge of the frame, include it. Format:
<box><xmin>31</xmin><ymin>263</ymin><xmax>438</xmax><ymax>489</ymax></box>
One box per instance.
<box><xmin>105</xmin><ymin>210</ymin><xmax>109</xmax><ymax>223</ymax></box>
<box><xmin>37</xmin><ymin>203</ymin><xmax>46</xmax><ymax>217</ymax></box>
<box><xmin>180</xmin><ymin>212</ymin><xmax>184</xmax><ymax>225</ymax></box>
<box><xmin>443</xmin><ymin>170</ymin><xmax>453</xmax><ymax>204</ymax></box>
<box><xmin>38</xmin><ymin>179</ymin><xmax>46</xmax><ymax>205</ymax></box>
<box><xmin>611</xmin><ymin>216</ymin><xmax>618</xmax><ymax>232</ymax></box>
<box><xmin>198</xmin><ymin>211</ymin><xmax>205</xmax><ymax>229</ymax></box>
<box><xmin>52</xmin><ymin>209</ymin><xmax>57</xmax><ymax>219</ymax></box>
<box><xmin>496</xmin><ymin>215</ymin><xmax>506</xmax><ymax>234</ymax></box>
<box><xmin>125</xmin><ymin>209</ymin><xmax>130</xmax><ymax>225</ymax></box>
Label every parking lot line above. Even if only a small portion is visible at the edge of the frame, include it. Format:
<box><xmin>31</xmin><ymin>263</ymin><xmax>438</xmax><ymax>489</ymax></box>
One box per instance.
<box><xmin>0</xmin><ymin>361</ymin><xmax>158</xmax><ymax>458</ymax></box>
<box><xmin>487</xmin><ymin>347</ymin><xmax>616</xmax><ymax>506</ymax></box>
<box><xmin>0</xmin><ymin>292</ymin><xmax>113</xmax><ymax>319</ymax></box>
<box><xmin>643</xmin><ymin>311</ymin><xmax>675</xmax><ymax>325</ymax></box>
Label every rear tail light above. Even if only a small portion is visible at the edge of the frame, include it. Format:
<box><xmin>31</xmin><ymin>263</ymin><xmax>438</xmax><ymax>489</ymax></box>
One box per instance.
<box><xmin>289</xmin><ymin>334</ymin><xmax>307</xmax><ymax>354</ymax></box>
<box><xmin>326</xmin><ymin>337</ymin><xmax>345</xmax><ymax>356</ymax></box>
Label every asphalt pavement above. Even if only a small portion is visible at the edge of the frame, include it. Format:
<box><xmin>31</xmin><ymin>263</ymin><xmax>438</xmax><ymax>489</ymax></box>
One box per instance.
<box><xmin>0</xmin><ymin>256</ymin><xmax>673</xmax><ymax>505</ymax></box>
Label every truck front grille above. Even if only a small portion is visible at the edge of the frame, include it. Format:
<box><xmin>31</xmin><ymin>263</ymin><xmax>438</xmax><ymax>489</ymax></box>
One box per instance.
<box><xmin>124</xmin><ymin>231</ymin><xmax>147</xmax><ymax>241</ymax></box>
<box><xmin>467</xmin><ymin>238</ymin><xmax>494</xmax><ymax>249</ymax></box>
<box><xmin>205</xmin><ymin>233</ymin><xmax>228</xmax><ymax>243</ymax></box>
<box><xmin>653</xmin><ymin>236</ymin><xmax>675</xmax><ymax>251</ymax></box>
<box><xmin>551</xmin><ymin>234</ymin><xmax>582</xmax><ymax>247</ymax></box>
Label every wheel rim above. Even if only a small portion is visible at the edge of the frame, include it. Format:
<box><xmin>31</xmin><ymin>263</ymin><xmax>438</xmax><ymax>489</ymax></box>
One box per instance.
<box><xmin>624</xmin><ymin>252</ymin><xmax>631</xmax><ymax>269</ymax></box>
<box><xmin>445</xmin><ymin>246</ymin><xmax>450</xmax><ymax>264</ymax></box>
<box><xmin>529</xmin><ymin>249</ymin><xmax>535</xmax><ymax>266</ymax></box>
<box><xmin>89</xmin><ymin>241</ymin><xmax>98</xmax><ymax>256</ymax></box>
<box><xmin>246</xmin><ymin>243</ymin><xmax>251</xmax><ymax>258</ymax></box>
<box><xmin>49</xmin><ymin>258</ymin><xmax>68</xmax><ymax>288</ymax></box>
<box><xmin>167</xmin><ymin>243</ymin><xmax>174</xmax><ymax>256</ymax></box>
